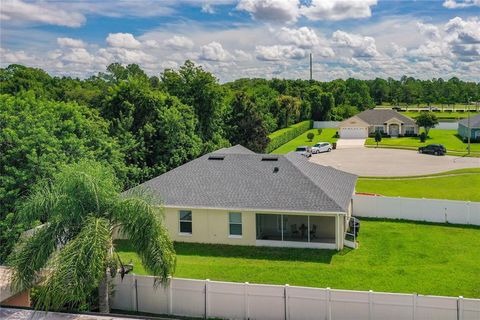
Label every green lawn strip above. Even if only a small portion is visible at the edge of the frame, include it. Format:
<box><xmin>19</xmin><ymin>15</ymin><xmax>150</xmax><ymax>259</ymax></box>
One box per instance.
<box><xmin>400</xmin><ymin>111</ymin><xmax>480</xmax><ymax>120</ymax></box>
<box><xmin>356</xmin><ymin>174</ymin><xmax>480</xmax><ymax>201</ymax></box>
<box><xmin>364</xmin><ymin>144</ymin><xmax>480</xmax><ymax>157</ymax></box>
<box><xmin>359</xmin><ymin>168</ymin><xmax>480</xmax><ymax>179</ymax></box>
<box><xmin>115</xmin><ymin>220</ymin><xmax>480</xmax><ymax>298</ymax></box>
<box><xmin>270</xmin><ymin>128</ymin><xmax>338</xmax><ymax>154</ymax></box>
<box><xmin>365</xmin><ymin>129</ymin><xmax>480</xmax><ymax>153</ymax></box>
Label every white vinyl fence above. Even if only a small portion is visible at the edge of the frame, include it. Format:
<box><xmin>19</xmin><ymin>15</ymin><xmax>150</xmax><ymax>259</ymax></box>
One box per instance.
<box><xmin>111</xmin><ymin>274</ymin><xmax>480</xmax><ymax>320</ymax></box>
<box><xmin>313</xmin><ymin>121</ymin><xmax>340</xmax><ymax>128</ymax></box>
<box><xmin>353</xmin><ymin>195</ymin><xmax>480</xmax><ymax>225</ymax></box>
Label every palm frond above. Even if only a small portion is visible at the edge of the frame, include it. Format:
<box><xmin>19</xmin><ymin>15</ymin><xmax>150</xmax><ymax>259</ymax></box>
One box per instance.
<box><xmin>114</xmin><ymin>190</ymin><xmax>176</xmax><ymax>284</ymax></box>
<box><xmin>34</xmin><ymin>216</ymin><xmax>111</xmax><ymax>311</ymax></box>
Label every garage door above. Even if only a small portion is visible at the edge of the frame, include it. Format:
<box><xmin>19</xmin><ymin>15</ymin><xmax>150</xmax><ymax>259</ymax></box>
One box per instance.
<box><xmin>340</xmin><ymin>127</ymin><xmax>368</xmax><ymax>139</ymax></box>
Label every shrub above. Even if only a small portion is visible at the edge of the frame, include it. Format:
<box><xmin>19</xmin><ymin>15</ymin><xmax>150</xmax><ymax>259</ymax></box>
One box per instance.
<box><xmin>317</xmin><ymin>128</ymin><xmax>323</xmax><ymax>135</ymax></box>
<box><xmin>420</xmin><ymin>132</ymin><xmax>427</xmax><ymax>142</ymax></box>
<box><xmin>266</xmin><ymin>120</ymin><xmax>312</xmax><ymax>153</ymax></box>
<box><xmin>307</xmin><ymin>132</ymin><xmax>315</xmax><ymax>141</ymax></box>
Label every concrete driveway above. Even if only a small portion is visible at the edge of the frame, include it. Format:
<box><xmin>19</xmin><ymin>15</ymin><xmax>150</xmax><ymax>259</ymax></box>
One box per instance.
<box><xmin>335</xmin><ymin>138</ymin><xmax>366</xmax><ymax>149</ymax></box>
<box><xmin>310</xmin><ymin>148</ymin><xmax>480</xmax><ymax>176</ymax></box>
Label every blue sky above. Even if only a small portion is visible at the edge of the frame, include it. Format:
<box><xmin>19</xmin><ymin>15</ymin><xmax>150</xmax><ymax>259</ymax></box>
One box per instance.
<box><xmin>1</xmin><ymin>0</ymin><xmax>479</xmax><ymax>81</ymax></box>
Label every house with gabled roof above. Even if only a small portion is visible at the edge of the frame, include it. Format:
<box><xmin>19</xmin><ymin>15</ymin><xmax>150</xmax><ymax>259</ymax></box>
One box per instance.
<box><xmin>128</xmin><ymin>145</ymin><xmax>357</xmax><ymax>250</ymax></box>
<box><xmin>458</xmin><ymin>114</ymin><xmax>480</xmax><ymax>141</ymax></box>
<box><xmin>339</xmin><ymin>109</ymin><xmax>418</xmax><ymax>139</ymax></box>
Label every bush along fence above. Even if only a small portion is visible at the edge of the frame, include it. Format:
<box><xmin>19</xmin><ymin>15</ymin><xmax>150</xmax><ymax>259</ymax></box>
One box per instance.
<box><xmin>266</xmin><ymin>120</ymin><xmax>312</xmax><ymax>153</ymax></box>
<box><xmin>111</xmin><ymin>274</ymin><xmax>480</xmax><ymax>320</ymax></box>
<box><xmin>353</xmin><ymin>195</ymin><xmax>480</xmax><ymax>226</ymax></box>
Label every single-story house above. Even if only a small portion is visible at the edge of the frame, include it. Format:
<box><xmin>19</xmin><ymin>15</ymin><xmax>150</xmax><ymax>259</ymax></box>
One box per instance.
<box><xmin>339</xmin><ymin>109</ymin><xmax>418</xmax><ymax>139</ymax></box>
<box><xmin>458</xmin><ymin>114</ymin><xmax>480</xmax><ymax>141</ymax></box>
<box><xmin>0</xmin><ymin>266</ymin><xmax>31</xmax><ymax>307</ymax></box>
<box><xmin>129</xmin><ymin>145</ymin><xmax>357</xmax><ymax>250</ymax></box>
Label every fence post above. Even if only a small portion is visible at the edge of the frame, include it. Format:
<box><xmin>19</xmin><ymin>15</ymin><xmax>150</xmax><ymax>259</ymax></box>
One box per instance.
<box><xmin>167</xmin><ymin>276</ymin><xmax>173</xmax><ymax>315</ymax></box>
<box><xmin>412</xmin><ymin>293</ymin><xmax>417</xmax><ymax>320</ymax></box>
<box><xmin>326</xmin><ymin>287</ymin><xmax>331</xmax><ymax>320</ymax></box>
<box><xmin>244</xmin><ymin>282</ymin><xmax>249</xmax><ymax>320</ymax></box>
<box><xmin>130</xmin><ymin>275</ymin><xmax>137</xmax><ymax>312</ymax></box>
<box><xmin>458</xmin><ymin>296</ymin><xmax>464</xmax><ymax>320</ymax></box>
<box><xmin>285</xmin><ymin>284</ymin><xmax>290</xmax><ymax>320</ymax></box>
<box><xmin>368</xmin><ymin>290</ymin><xmax>373</xmax><ymax>320</ymax></box>
<box><xmin>205</xmin><ymin>279</ymin><xmax>210</xmax><ymax>319</ymax></box>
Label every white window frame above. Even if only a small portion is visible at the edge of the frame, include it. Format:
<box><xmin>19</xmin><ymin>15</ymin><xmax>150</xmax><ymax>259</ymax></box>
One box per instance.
<box><xmin>228</xmin><ymin>212</ymin><xmax>242</xmax><ymax>238</ymax></box>
<box><xmin>179</xmin><ymin>210</ymin><xmax>192</xmax><ymax>236</ymax></box>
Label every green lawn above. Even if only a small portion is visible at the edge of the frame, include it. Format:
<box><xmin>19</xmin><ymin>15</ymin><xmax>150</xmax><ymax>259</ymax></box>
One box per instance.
<box><xmin>400</xmin><ymin>111</ymin><xmax>480</xmax><ymax>120</ymax></box>
<box><xmin>365</xmin><ymin>129</ymin><xmax>480</xmax><ymax>155</ymax></box>
<box><xmin>356</xmin><ymin>169</ymin><xmax>480</xmax><ymax>201</ymax></box>
<box><xmin>115</xmin><ymin>220</ymin><xmax>480</xmax><ymax>298</ymax></box>
<box><xmin>270</xmin><ymin>128</ymin><xmax>338</xmax><ymax>154</ymax></box>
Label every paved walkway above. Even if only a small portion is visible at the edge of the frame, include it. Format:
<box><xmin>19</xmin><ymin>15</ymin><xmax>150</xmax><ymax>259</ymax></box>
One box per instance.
<box><xmin>335</xmin><ymin>139</ymin><xmax>366</xmax><ymax>149</ymax></box>
<box><xmin>310</xmin><ymin>147</ymin><xmax>480</xmax><ymax>176</ymax></box>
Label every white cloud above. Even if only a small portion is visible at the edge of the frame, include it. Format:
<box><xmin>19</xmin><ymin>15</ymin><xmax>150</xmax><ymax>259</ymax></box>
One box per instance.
<box><xmin>143</xmin><ymin>40</ymin><xmax>160</xmax><ymax>48</ymax></box>
<box><xmin>200</xmin><ymin>41</ymin><xmax>232</xmax><ymax>61</ymax></box>
<box><xmin>164</xmin><ymin>36</ymin><xmax>195</xmax><ymax>50</ymax></box>
<box><xmin>57</xmin><ymin>37</ymin><xmax>86</xmax><ymax>48</ymax></box>
<box><xmin>0</xmin><ymin>47</ymin><xmax>35</xmax><ymax>64</ymax></box>
<box><xmin>106</xmin><ymin>33</ymin><xmax>141</xmax><ymax>49</ymax></box>
<box><xmin>443</xmin><ymin>0</ymin><xmax>480</xmax><ymax>8</ymax></box>
<box><xmin>201</xmin><ymin>3</ymin><xmax>216</xmax><ymax>14</ymax></box>
<box><xmin>255</xmin><ymin>45</ymin><xmax>306</xmax><ymax>61</ymax></box>
<box><xmin>301</xmin><ymin>0</ymin><xmax>377</xmax><ymax>21</ymax></box>
<box><xmin>332</xmin><ymin>30</ymin><xmax>380</xmax><ymax>57</ymax></box>
<box><xmin>62</xmin><ymin>48</ymin><xmax>94</xmax><ymax>64</ymax></box>
<box><xmin>236</xmin><ymin>0</ymin><xmax>300</xmax><ymax>23</ymax></box>
<box><xmin>416</xmin><ymin>22</ymin><xmax>440</xmax><ymax>40</ymax></box>
<box><xmin>276</xmin><ymin>27</ymin><xmax>320</xmax><ymax>48</ymax></box>
<box><xmin>1</xmin><ymin>0</ymin><xmax>85</xmax><ymax>27</ymax></box>
<box><xmin>445</xmin><ymin>17</ymin><xmax>480</xmax><ymax>44</ymax></box>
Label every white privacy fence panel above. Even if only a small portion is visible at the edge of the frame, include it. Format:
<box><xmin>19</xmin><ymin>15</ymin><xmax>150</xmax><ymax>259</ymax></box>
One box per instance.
<box><xmin>111</xmin><ymin>275</ymin><xmax>480</xmax><ymax>320</ymax></box>
<box><xmin>353</xmin><ymin>195</ymin><xmax>480</xmax><ymax>226</ymax></box>
<box><xmin>313</xmin><ymin>121</ymin><xmax>340</xmax><ymax>128</ymax></box>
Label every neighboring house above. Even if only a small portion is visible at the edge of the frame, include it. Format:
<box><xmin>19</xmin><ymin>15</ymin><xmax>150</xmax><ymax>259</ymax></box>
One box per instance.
<box><xmin>0</xmin><ymin>266</ymin><xmax>31</xmax><ymax>307</ymax></box>
<box><xmin>458</xmin><ymin>114</ymin><xmax>480</xmax><ymax>141</ymax></box>
<box><xmin>128</xmin><ymin>145</ymin><xmax>357</xmax><ymax>250</ymax></box>
<box><xmin>339</xmin><ymin>109</ymin><xmax>418</xmax><ymax>139</ymax></box>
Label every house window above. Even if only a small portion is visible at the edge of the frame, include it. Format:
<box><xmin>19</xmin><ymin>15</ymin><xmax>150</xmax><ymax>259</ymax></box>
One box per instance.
<box><xmin>374</xmin><ymin>126</ymin><xmax>384</xmax><ymax>133</ymax></box>
<box><xmin>405</xmin><ymin>126</ymin><xmax>415</xmax><ymax>134</ymax></box>
<box><xmin>179</xmin><ymin>210</ymin><xmax>192</xmax><ymax>234</ymax></box>
<box><xmin>229</xmin><ymin>212</ymin><xmax>242</xmax><ymax>236</ymax></box>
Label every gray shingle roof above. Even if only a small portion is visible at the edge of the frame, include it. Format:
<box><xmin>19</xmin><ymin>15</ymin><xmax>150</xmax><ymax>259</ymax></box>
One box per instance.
<box><xmin>213</xmin><ymin>144</ymin><xmax>256</xmax><ymax>154</ymax></box>
<box><xmin>459</xmin><ymin>114</ymin><xmax>480</xmax><ymax>128</ymax></box>
<box><xmin>130</xmin><ymin>146</ymin><xmax>357</xmax><ymax>213</ymax></box>
<box><xmin>356</xmin><ymin>109</ymin><xmax>416</xmax><ymax>125</ymax></box>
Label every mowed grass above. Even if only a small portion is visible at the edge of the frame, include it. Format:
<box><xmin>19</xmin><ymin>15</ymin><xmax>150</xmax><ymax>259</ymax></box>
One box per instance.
<box><xmin>365</xmin><ymin>129</ymin><xmax>480</xmax><ymax>154</ymax></box>
<box><xmin>271</xmin><ymin>128</ymin><xmax>338</xmax><ymax>154</ymax></box>
<box><xmin>115</xmin><ymin>220</ymin><xmax>480</xmax><ymax>298</ymax></box>
<box><xmin>356</xmin><ymin>171</ymin><xmax>480</xmax><ymax>201</ymax></box>
<box><xmin>400</xmin><ymin>111</ymin><xmax>480</xmax><ymax>120</ymax></box>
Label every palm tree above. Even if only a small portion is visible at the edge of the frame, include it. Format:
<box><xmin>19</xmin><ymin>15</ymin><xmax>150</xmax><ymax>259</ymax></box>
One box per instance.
<box><xmin>8</xmin><ymin>160</ymin><xmax>175</xmax><ymax>312</ymax></box>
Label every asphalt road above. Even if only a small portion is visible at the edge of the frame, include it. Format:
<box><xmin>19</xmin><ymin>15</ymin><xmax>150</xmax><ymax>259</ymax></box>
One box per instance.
<box><xmin>310</xmin><ymin>147</ymin><xmax>480</xmax><ymax>176</ymax></box>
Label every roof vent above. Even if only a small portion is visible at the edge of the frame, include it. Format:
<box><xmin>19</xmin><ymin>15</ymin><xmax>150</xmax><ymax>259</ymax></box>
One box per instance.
<box><xmin>208</xmin><ymin>155</ymin><xmax>225</xmax><ymax>160</ymax></box>
<box><xmin>273</xmin><ymin>167</ymin><xmax>279</xmax><ymax>173</ymax></box>
<box><xmin>262</xmin><ymin>157</ymin><xmax>278</xmax><ymax>161</ymax></box>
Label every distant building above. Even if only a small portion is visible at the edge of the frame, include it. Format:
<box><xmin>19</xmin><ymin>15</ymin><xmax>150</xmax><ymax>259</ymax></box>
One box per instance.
<box><xmin>458</xmin><ymin>114</ymin><xmax>480</xmax><ymax>141</ymax></box>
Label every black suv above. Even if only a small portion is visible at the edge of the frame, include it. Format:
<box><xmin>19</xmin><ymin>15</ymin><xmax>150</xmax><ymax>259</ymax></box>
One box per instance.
<box><xmin>418</xmin><ymin>144</ymin><xmax>446</xmax><ymax>156</ymax></box>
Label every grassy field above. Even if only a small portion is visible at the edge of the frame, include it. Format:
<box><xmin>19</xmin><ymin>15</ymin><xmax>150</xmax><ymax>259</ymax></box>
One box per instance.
<box><xmin>356</xmin><ymin>169</ymin><xmax>480</xmax><ymax>201</ymax></box>
<box><xmin>115</xmin><ymin>220</ymin><xmax>480</xmax><ymax>298</ymax></box>
<box><xmin>365</xmin><ymin>129</ymin><xmax>480</xmax><ymax>154</ymax></box>
<box><xmin>271</xmin><ymin>128</ymin><xmax>338</xmax><ymax>154</ymax></box>
<box><xmin>400</xmin><ymin>111</ymin><xmax>480</xmax><ymax>120</ymax></box>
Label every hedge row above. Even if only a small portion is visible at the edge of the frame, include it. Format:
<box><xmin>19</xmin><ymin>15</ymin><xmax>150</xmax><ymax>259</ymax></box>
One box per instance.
<box><xmin>266</xmin><ymin>120</ymin><xmax>313</xmax><ymax>153</ymax></box>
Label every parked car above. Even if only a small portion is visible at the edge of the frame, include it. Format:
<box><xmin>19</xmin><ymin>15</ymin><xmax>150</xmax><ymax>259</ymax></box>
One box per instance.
<box><xmin>312</xmin><ymin>142</ymin><xmax>333</xmax><ymax>154</ymax></box>
<box><xmin>418</xmin><ymin>144</ymin><xmax>446</xmax><ymax>156</ymax></box>
<box><xmin>294</xmin><ymin>146</ymin><xmax>312</xmax><ymax>158</ymax></box>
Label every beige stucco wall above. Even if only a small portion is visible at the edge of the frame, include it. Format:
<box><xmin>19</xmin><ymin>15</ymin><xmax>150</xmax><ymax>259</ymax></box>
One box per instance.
<box><xmin>339</xmin><ymin>116</ymin><xmax>369</xmax><ymax>129</ymax></box>
<box><xmin>163</xmin><ymin>207</ymin><xmax>343</xmax><ymax>249</ymax></box>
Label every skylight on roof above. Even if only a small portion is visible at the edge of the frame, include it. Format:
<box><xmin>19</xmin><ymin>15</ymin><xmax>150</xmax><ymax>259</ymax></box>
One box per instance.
<box><xmin>261</xmin><ymin>157</ymin><xmax>278</xmax><ymax>161</ymax></box>
<box><xmin>208</xmin><ymin>156</ymin><xmax>225</xmax><ymax>160</ymax></box>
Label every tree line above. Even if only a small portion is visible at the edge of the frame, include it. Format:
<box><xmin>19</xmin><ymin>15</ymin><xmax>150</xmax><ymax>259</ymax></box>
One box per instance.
<box><xmin>1</xmin><ymin>62</ymin><xmax>479</xmax><ymax>262</ymax></box>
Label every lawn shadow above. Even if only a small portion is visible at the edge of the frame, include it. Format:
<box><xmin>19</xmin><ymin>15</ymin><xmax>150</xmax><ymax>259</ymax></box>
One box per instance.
<box><xmin>173</xmin><ymin>242</ymin><xmax>341</xmax><ymax>264</ymax></box>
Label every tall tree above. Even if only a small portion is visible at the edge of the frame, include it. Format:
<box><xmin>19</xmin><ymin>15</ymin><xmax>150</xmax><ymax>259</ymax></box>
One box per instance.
<box><xmin>226</xmin><ymin>92</ymin><xmax>270</xmax><ymax>153</ymax></box>
<box><xmin>275</xmin><ymin>95</ymin><xmax>301</xmax><ymax>128</ymax></box>
<box><xmin>416</xmin><ymin>113</ymin><xmax>439</xmax><ymax>136</ymax></box>
<box><xmin>8</xmin><ymin>160</ymin><xmax>176</xmax><ymax>312</ymax></box>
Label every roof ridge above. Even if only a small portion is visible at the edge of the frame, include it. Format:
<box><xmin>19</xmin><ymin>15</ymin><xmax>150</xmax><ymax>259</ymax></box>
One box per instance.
<box><xmin>284</xmin><ymin>153</ymin><xmax>344</xmax><ymax>211</ymax></box>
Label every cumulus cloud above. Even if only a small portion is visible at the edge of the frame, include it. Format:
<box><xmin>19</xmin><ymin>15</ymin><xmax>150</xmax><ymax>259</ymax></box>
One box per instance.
<box><xmin>443</xmin><ymin>0</ymin><xmax>480</xmax><ymax>8</ymax></box>
<box><xmin>201</xmin><ymin>3</ymin><xmax>216</xmax><ymax>14</ymax></box>
<box><xmin>57</xmin><ymin>37</ymin><xmax>86</xmax><ymax>48</ymax></box>
<box><xmin>445</xmin><ymin>17</ymin><xmax>480</xmax><ymax>44</ymax></box>
<box><xmin>416</xmin><ymin>22</ymin><xmax>440</xmax><ymax>39</ymax></box>
<box><xmin>1</xmin><ymin>0</ymin><xmax>85</xmax><ymax>27</ymax></box>
<box><xmin>255</xmin><ymin>45</ymin><xmax>306</xmax><ymax>61</ymax></box>
<box><xmin>236</xmin><ymin>0</ymin><xmax>300</xmax><ymax>23</ymax></box>
<box><xmin>164</xmin><ymin>36</ymin><xmax>195</xmax><ymax>50</ymax></box>
<box><xmin>106</xmin><ymin>33</ymin><xmax>141</xmax><ymax>49</ymax></box>
<box><xmin>301</xmin><ymin>0</ymin><xmax>377</xmax><ymax>21</ymax></box>
<box><xmin>200</xmin><ymin>42</ymin><xmax>232</xmax><ymax>61</ymax></box>
<box><xmin>276</xmin><ymin>27</ymin><xmax>320</xmax><ymax>48</ymax></box>
<box><xmin>332</xmin><ymin>30</ymin><xmax>379</xmax><ymax>57</ymax></box>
